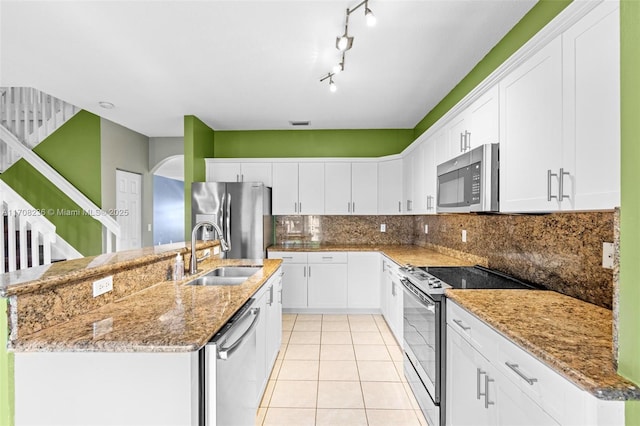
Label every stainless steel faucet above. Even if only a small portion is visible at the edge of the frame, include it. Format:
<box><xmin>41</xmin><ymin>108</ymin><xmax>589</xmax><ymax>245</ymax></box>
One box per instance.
<box><xmin>190</xmin><ymin>221</ymin><xmax>230</xmax><ymax>274</ymax></box>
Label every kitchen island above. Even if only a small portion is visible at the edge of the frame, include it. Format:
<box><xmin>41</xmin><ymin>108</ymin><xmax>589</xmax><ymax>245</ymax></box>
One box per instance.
<box><xmin>1</xmin><ymin>241</ymin><xmax>283</xmax><ymax>425</ymax></box>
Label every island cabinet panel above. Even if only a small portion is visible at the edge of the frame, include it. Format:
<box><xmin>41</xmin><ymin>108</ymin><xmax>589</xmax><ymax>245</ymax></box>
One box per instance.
<box><xmin>446</xmin><ymin>300</ymin><xmax>624</xmax><ymax>426</ymax></box>
<box><xmin>14</xmin><ymin>351</ymin><xmax>199</xmax><ymax>426</ymax></box>
<box><xmin>307</xmin><ymin>252</ymin><xmax>348</xmax><ymax>309</ymax></box>
<box><xmin>380</xmin><ymin>256</ymin><xmax>402</xmax><ymax>346</ymax></box>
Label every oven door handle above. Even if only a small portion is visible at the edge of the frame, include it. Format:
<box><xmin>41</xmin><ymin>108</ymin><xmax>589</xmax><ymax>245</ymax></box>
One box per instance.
<box><xmin>400</xmin><ymin>278</ymin><xmax>436</xmax><ymax>311</ymax></box>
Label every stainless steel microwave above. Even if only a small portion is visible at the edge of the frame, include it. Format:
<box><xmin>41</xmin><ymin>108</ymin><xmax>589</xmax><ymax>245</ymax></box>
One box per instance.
<box><xmin>436</xmin><ymin>143</ymin><xmax>499</xmax><ymax>213</ymax></box>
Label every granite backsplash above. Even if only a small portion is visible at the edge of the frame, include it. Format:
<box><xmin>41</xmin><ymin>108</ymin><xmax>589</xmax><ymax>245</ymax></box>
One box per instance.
<box><xmin>275</xmin><ymin>211</ymin><xmax>615</xmax><ymax>309</ymax></box>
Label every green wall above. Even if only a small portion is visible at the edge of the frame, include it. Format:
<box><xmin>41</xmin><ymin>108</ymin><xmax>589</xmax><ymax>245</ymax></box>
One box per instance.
<box><xmin>619</xmin><ymin>0</ymin><xmax>640</xmax><ymax>422</ymax></box>
<box><xmin>0</xmin><ymin>298</ymin><xmax>12</xmax><ymax>426</ymax></box>
<box><xmin>184</xmin><ymin>115</ymin><xmax>215</xmax><ymax>241</ymax></box>
<box><xmin>0</xmin><ymin>111</ymin><xmax>103</xmax><ymax>256</ymax></box>
<box><xmin>214</xmin><ymin>129</ymin><xmax>413</xmax><ymax>158</ymax></box>
<box><xmin>413</xmin><ymin>0</ymin><xmax>572</xmax><ymax>139</ymax></box>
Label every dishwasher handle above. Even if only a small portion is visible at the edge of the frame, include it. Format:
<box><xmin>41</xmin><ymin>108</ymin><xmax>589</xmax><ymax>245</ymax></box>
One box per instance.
<box><xmin>217</xmin><ymin>307</ymin><xmax>260</xmax><ymax>360</ymax></box>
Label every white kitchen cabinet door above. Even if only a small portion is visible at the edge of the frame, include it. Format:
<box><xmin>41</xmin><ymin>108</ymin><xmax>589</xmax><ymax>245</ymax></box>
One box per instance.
<box><xmin>402</xmin><ymin>154</ymin><xmax>414</xmax><ymax>213</ymax></box>
<box><xmin>351</xmin><ymin>162</ymin><xmax>378</xmax><ymax>215</ymax></box>
<box><xmin>388</xmin><ymin>273</ymin><xmax>403</xmax><ymax>346</ymax></box>
<box><xmin>411</xmin><ymin>142</ymin><xmax>427</xmax><ymax>214</ymax></box>
<box><xmin>254</xmin><ymin>285</ymin><xmax>269</xmax><ymax>403</ymax></box>
<box><xmin>499</xmin><ymin>36</ymin><xmax>563</xmax><ymax>213</ymax></box>
<box><xmin>241</xmin><ymin>162</ymin><xmax>273</xmax><ymax>186</ymax></box>
<box><xmin>378</xmin><ymin>158</ymin><xmax>403</xmax><ymax>214</ymax></box>
<box><xmin>562</xmin><ymin>1</ymin><xmax>620</xmax><ymax>210</ymax></box>
<box><xmin>266</xmin><ymin>274</ymin><xmax>283</xmax><ymax>371</ymax></box>
<box><xmin>446</xmin><ymin>325</ymin><xmax>496</xmax><ymax>426</ymax></box>
<box><xmin>347</xmin><ymin>252</ymin><xmax>380</xmax><ymax>309</ymax></box>
<box><xmin>307</xmin><ymin>263</ymin><xmax>348</xmax><ymax>309</ymax></box>
<box><xmin>325</xmin><ymin>162</ymin><xmax>352</xmax><ymax>214</ymax></box>
<box><xmin>380</xmin><ymin>260</ymin><xmax>391</xmax><ymax>321</ymax></box>
<box><xmin>468</xmin><ymin>85</ymin><xmax>500</xmax><ymax>149</ymax></box>
<box><xmin>447</xmin><ymin>112</ymin><xmax>469</xmax><ymax>158</ymax></box>
<box><xmin>280</xmin><ymin>263</ymin><xmax>307</xmax><ymax>309</ymax></box>
<box><xmin>423</xmin><ymin>136</ymin><xmax>438</xmax><ymax>214</ymax></box>
<box><xmin>272</xmin><ymin>163</ymin><xmax>299</xmax><ymax>215</ymax></box>
<box><xmin>207</xmin><ymin>162</ymin><xmax>241</xmax><ymax>182</ymax></box>
<box><xmin>298</xmin><ymin>162</ymin><xmax>325</xmax><ymax>215</ymax></box>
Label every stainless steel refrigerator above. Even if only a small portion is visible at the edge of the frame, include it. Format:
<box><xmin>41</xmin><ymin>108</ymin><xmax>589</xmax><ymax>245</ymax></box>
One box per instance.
<box><xmin>191</xmin><ymin>182</ymin><xmax>273</xmax><ymax>259</ymax></box>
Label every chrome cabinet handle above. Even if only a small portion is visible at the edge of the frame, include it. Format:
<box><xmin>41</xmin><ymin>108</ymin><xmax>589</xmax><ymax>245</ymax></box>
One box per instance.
<box><xmin>559</xmin><ymin>168</ymin><xmax>570</xmax><ymax>200</ymax></box>
<box><xmin>505</xmin><ymin>362</ymin><xmax>538</xmax><ymax>385</ymax></box>
<box><xmin>547</xmin><ymin>169</ymin><xmax>558</xmax><ymax>201</ymax></box>
<box><xmin>294</xmin><ymin>202</ymin><xmax>297</xmax><ymax>213</ymax></box>
<box><xmin>391</xmin><ymin>282</ymin><xmax>396</xmax><ymax>296</ymax></box>
<box><xmin>303</xmin><ymin>266</ymin><xmax>306</xmax><ymax>277</ymax></box>
<box><xmin>268</xmin><ymin>285</ymin><xmax>274</xmax><ymax>306</ymax></box>
<box><xmin>453</xmin><ymin>318</ymin><xmax>471</xmax><ymax>331</ymax></box>
<box><xmin>236</xmin><ymin>174</ymin><xmax>240</xmax><ymax>182</ymax></box>
<box><xmin>477</xmin><ymin>368</ymin><xmax>486</xmax><ymax>400</ymax></box>
<box><xmin>465</xmin><ymin>131</ymin><xmax>471</xmax><ymax>151</ymax></box>
<box><xmin>299</xmin><ymin>202</ymin><xmax>302</xmax><ymax>213</ymax></box>
<box><xmin>352</xmin><ymin>201</ymin><xmax>355</xmax><ymax>213</ymax></box>
<box><xmin>398</xmin><ymin>201</ymin><xmax>402</xmax><ymax>213</ymax></box>
<box><xmin>485</xmin><ymin>376</ymin><xmax>495</xmax><ymax>408</ymax></box>
<box><xmin>308</xmin><ymin>266</ymin><xmax>311</xmax><ymax>277</ymax></box>
<box><xmin>241</xmin><ymin>174</ymin><xmax>244</xmax><ymax>182</ymax></box>
<box><xmin>460</xmin><ymin>132</ymin><xmax>464</xmax><ymax>152</ymax></box>
<box><xmin>348</xmin><ymin>202</ymin><xmax>351</xmax><ymax>213</ymax></box>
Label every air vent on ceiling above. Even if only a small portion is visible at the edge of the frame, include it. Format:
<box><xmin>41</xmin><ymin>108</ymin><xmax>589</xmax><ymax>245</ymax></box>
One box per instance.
<box><xmin>289</xmin><ymin>121</ymin><xmax>310</xmax><ymax>127</ymax></box>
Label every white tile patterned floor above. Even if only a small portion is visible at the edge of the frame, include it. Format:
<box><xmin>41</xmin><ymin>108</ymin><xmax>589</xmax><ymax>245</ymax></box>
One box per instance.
<box><xmin>256</xmin><ymin>314</ymin><xmax>429</xmax><ymax>426</ymax></box>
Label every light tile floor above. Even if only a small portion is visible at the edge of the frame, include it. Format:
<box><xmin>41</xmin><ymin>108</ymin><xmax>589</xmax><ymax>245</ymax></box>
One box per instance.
<box><xmin>256</xmin><ymin>314</ymin><xmax>429</xmax><ymax>426</ymax></box>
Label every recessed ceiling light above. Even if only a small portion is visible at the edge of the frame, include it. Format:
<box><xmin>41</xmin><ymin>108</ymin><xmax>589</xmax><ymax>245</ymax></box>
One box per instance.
<box><xmin>98</xmin><ymin>101</ymin><xmax>115</xmax><ymax>109</ymax></box>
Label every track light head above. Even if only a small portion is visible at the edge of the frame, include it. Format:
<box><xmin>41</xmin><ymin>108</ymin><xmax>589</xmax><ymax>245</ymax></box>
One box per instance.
<box><xmin>336</xmin><ymin>34</ymin><xmax>354</xmax><ymax>51</ymax></box>
<box><xmin>365</xmin><ymin>7</ymin><xmax>376</xmax><ymax>26</ymax></box>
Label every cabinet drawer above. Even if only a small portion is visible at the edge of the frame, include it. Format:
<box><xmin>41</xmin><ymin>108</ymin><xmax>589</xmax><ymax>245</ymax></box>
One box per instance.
<box><xmin>497</xmin><ymin>333</ymin><xmax>584</xmax><ymax>424</ymax></box>
<box><xmin>447</xmin><ymin>300</ymin><xmax>498</xmax><ymax>362</ymax></box>
<box><xmin>268</xmin><ymin>251</ymin><xmax>308</xmax><ymax>264</ymax></box>
<box><xmin>307</xmin><ymin>252</ymin><xmax>348</xmax><ymax>263</ymax></box>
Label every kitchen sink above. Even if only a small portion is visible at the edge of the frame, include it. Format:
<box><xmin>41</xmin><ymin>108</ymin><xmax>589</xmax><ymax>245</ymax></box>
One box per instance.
<box><xmin>186</xmin><ymin>266</ymin><xmax>262</xmax><ymax>286</ymax></box>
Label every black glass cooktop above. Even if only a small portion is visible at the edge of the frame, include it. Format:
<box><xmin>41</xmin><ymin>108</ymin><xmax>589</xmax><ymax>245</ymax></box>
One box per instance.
<box><xmin>419</xmin><ymin>266</ymin><xmax>541</xmax><ymax>290</ymax></box>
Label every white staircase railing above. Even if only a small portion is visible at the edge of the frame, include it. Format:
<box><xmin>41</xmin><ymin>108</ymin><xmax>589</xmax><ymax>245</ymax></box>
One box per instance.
<box><xmin>0</xmin><ymin>180</ymin><xmax>83</xmax><ymax>273</ymax></box>
<box><xmin>0</xmin><ymin>87</ymin><xmax>79</xmax><ymax>172</ymax></box>
<box><xmin>0</xmin><ymin>123</ymin><xmax>121</xmax><ymax>254</ymax></box>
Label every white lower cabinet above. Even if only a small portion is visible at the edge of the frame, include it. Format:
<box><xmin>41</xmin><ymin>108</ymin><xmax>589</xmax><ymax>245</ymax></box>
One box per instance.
<box><xmin>269</xmin><ymin>251</ymin><xmax>381</xmax><ymax>312</ymax></box>
<box><xmin>307</xmin><ymin>252</ymin><xmax>348</xmax><ymax>309</ymax></box>
<box><xmin>446</xmin><ymin>300</ymin><xmax>624</xmax><ymax>426</ymax></box>
<box><xmin>255</xmin><ymin>269</ymin><xmax>283</xmax><ymax>403</ymax></box>
<box><xmin>380</xmin><ymin>256</ymin><xmax>402</xmax><ymax>345</ymax></box>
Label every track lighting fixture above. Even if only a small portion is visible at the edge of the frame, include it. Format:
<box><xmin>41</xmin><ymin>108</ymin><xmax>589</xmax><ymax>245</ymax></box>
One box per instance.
<box><xmin>320</xmin><ymin>0</ymin><xmax>376</xmax><ymax>92</ymax></box>
<box><xmin>320</xmin><ymin>73</ymin><xmax>337</xmax><ymax>93</ymax></box>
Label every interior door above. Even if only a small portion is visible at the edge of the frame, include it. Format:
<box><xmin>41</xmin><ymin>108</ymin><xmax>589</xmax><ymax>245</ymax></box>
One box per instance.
<box><xmin>115</xmin><ymin>170</ymin><xmax>142</xmax><ymax>250</ymax></box>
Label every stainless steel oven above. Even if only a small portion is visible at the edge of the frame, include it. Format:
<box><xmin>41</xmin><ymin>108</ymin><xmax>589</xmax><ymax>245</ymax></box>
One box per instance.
<box><xmin>399</xmin><ymin>264</ymin><xmax>540</xmax><ymax>426</ymax></box>
<box><xmin>401</xmin><ymin>277</ymin><xmax>442</xmax><ymax>426</ymax></box>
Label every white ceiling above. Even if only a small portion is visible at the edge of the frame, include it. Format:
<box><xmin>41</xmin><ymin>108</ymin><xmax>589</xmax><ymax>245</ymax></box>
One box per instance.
<box><xmin>0</xmin><ymin>0</ymin><xmax>536</xmax><ymax>137</ymax></box>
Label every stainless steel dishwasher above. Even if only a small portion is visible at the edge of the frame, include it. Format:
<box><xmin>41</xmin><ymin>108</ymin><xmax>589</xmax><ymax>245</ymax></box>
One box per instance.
<box><xmin>200</xmin><ymin>299</ymin><xmax>261</xmax><ymax>426</ymax></box>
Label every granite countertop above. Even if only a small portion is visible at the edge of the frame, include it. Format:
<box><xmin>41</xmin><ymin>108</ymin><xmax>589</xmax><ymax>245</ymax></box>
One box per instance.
<box><xmin>446</xmin><ymin>289</ymin><xmax>640</xmax><ymax>401</ymax></box>
<box><xmin>8</xmin><ymin>258</ymin><xmax>282</xmax><ymax>353</ymax></box>
<box><xmin>268</xmin><ymin>243</ymin><xmax>474</xmax><ymax>267</ymax></box>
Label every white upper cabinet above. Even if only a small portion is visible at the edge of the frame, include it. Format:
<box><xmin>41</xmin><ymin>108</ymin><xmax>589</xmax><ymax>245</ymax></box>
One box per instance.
<box><xmin>272</xmin><ymin>162</ymin><xmax>324</xmax><ymax>215</ymax></box>
<box><xmin>499</xmin><ymin>36</ymin><xmax>564</xmax><ymax>213</ymax></box>
<box><xmin>562</xmin><ymin>1</ymin><xmax>620</xmax><ymax>210</ymax></box>
<box><xmin>436</xmin><ymin>85</ymin><xmax>500</xmax><ymax>165</ymax></box>
<box><xmin>378</xmin><ymin>158</ymin><xmax>403</xmax><ymax>215</ymax></box>
<box><xmin>351</xmin><ymin>162</ymin><xmax>378</xmax><ymax>215</ymax></box>
<box><xmin>500</xmin><ymin>1</ymin><xmax>620</xmax><ymax>213</ymax></box>
<box><xmin>423</xmin><ymin>136</ymin><xmax>438</xmax><ymax>214</ymax></box>
<box><xmin>325</xmin><ymin>162</ymin><xmax>378</xmax><ymax>215</ymax></box>
<box><xmin>206</xmin><ymin>160</ymin><xmax>272</xmax><ymax>186</ymax></box>
<box><xmin>403</xmin><ymin>142</ymin><xmax>428</xmax><ymax>214</ymax></box>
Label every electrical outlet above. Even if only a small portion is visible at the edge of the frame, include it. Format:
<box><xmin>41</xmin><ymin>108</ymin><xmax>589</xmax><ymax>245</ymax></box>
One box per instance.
<box><xmin>424</xmin><ymin>224</ymin><xmax>429</xmax><ymax>234</ymax></box>
<box><xmin>213</xmin><ymin>246</ymin><xmax>220</xmax><ymax>255</ymax></box>
<box><xmin>92</xmin><ymin>317</ymin><xmax>113</xmax><ymax>338</ymax></box>
<box><xmin>602</xmin><ymin>242</ymin><xmax>614</xmax><ymax>269</ymax></box>
<box><xmin>93</xmin><ymin>275</ymin><xmax>113</xmax><ymax>297</ymax></box>
<box><xmin>380</xmin><ymin>224</ymin><xmax>386</xmax><ymax>232</ymax></box>
<box><xmin>462</xmin><ymin>230</ymin><xmax>467</xmax><ymax>243</ymax></box>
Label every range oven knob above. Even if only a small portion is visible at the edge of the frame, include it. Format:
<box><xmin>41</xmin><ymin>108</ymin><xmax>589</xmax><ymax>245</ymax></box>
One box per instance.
<box><xmin>431</xmin><ymin>279</ymin><xmax>442</xmax><ymax>288</ymax></box>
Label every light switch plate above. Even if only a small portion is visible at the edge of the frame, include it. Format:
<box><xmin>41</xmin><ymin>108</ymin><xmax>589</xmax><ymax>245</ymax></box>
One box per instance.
<box><xmin>93</xmin><ymin>275</ymin><xmax>113</xmax><ymax>297</ymax></box>
<box><xmin>424</xmin><ymin>224</ymin><xmax>429</xmax><ymax>234</ymax></box>
<box><xmin>462</xmin><ymin>230</ymin><xmax>467</xmax><ymax>243</ymax></box>
<box><xmin>380</xmin><ymin>224</ymin><xmax>386</xmax><ymax>232</ymax></box>
<box><xmin>602</xmin><ymin>242</ymin><xmax>614</xmax><ymax>269</ymax></box>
